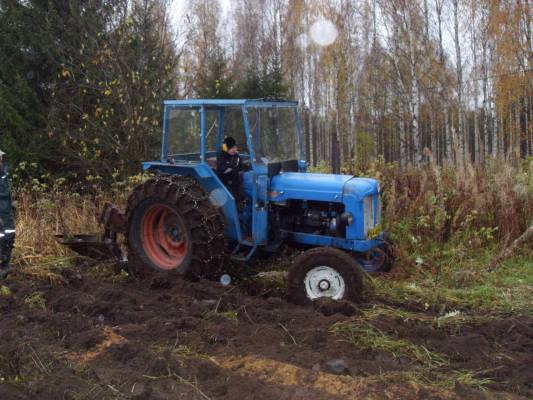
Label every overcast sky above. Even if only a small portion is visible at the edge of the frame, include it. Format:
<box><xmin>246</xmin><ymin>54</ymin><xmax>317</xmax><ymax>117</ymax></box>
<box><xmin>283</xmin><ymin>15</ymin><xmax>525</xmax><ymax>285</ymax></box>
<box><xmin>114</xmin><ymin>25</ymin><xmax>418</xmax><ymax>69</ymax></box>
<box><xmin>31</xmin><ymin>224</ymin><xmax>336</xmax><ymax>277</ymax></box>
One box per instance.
<box><xmin>169</xmin><ymin>0</ymin><xmax>231</xmax><ymax>23</ymax></box>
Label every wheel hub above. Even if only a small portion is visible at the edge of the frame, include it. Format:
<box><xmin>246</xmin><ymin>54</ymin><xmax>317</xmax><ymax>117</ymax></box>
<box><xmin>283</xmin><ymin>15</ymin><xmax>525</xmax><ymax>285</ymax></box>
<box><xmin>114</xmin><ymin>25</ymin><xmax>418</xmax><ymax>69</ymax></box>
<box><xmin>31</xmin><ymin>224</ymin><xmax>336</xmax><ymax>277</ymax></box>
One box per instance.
<box><xmin>141</xmin><ymin>204</ymin><xmax>188</xmax><ymax>270</ymax></box>
<box><xmin>303</xmin><ymin>266</ymin><xmax>346</xmax><ymax>300</ymax></box>
<box><xmin>318</xmin><ymin>279</ymin><xmax>330</xmax><ymax>291</ymax></box>
<box><xmin>168</xmin><ymin>226</ymin><xmax>181</xmax><ymax>241</ymax></box>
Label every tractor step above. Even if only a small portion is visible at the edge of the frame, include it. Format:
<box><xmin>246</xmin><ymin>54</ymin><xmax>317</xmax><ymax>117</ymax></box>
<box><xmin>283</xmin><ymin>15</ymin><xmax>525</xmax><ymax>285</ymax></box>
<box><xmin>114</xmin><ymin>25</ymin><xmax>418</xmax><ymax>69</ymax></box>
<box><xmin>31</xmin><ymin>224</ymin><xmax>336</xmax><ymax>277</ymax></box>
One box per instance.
<box><xmin>230</xmin><ymin>243</ymin><xmax>258</xmax><ymax>262</ymax></box>
<box><xmin>56</xmin><ymin>234</ymin><xmax>123</xmax><ymax>261</ymax></box>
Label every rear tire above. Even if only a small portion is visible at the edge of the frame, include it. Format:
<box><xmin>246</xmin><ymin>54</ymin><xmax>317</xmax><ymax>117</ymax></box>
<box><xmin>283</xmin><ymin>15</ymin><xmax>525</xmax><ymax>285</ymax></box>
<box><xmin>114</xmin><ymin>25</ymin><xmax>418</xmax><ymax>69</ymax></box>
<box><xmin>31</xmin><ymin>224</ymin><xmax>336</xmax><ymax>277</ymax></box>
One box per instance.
<box><xmin>287</xmin><ymin>247</ymin><xmax>365</xmax><ymax>305</ymax></box>
<box><xmin>126</xmin><ymin>175</ymin><xmax>225</xmax><ymax>279</ymax></box>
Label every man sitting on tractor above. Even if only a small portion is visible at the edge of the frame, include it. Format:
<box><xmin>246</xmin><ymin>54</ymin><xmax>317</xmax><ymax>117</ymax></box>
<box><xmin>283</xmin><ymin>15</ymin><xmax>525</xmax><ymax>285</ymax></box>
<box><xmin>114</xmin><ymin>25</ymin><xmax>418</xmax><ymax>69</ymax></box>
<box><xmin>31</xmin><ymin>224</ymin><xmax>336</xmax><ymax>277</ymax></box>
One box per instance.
<box><xmin>216</xmin><ymin>137</ymin><xmax>244</xmax><ymax>198</ymax></box>
<box><xmin>0</xmin><ymin>149</ymin><xmax>15</xmax><ymax>278</ymax></box>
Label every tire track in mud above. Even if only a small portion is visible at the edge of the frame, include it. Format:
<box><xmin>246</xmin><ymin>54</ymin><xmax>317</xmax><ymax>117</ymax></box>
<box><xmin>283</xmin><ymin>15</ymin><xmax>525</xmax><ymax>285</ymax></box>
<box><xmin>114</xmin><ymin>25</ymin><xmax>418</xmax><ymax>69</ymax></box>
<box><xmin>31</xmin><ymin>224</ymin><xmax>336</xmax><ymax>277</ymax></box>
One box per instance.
<box><xmin>0</xmin><ymin>267</ymin><xmax>531</xmax><ymax>399</ymax></box>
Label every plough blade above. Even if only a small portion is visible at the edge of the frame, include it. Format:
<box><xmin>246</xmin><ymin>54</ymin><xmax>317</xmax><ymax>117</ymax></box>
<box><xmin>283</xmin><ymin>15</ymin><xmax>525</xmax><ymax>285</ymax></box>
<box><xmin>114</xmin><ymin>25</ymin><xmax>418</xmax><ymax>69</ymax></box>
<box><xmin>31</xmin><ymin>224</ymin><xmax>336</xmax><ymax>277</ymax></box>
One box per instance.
<box><xmin>56</xmin><ymin>234</ymin><xmax>122</xmax><ymax>261</ymax></box>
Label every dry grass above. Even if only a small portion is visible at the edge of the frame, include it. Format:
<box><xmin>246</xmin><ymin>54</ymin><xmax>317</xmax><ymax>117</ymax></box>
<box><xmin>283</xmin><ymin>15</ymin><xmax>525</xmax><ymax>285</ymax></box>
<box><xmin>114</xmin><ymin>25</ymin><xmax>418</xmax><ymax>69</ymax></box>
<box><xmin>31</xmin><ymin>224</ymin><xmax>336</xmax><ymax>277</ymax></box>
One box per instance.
<box><xmin>376</xmin><ymin>160</ymin><xmax>532</xmax><ymax>246</ymax></box>
<box><xmin>330</xmin><ymin>320</ymin><xmax>448</xmax><ymax>367</ymax></box>
<box><xmin>10</xmin><ymin>161</ymin><xmax>532</xmax><ymax>287</ymax></box>
<box><xmin>11</xmin><ymin>174</ymin><xmax>148</xmax><ymax>272</ymax></box>
<box><xmin>14</xmin><ymin>193</ymin><xmax>108</xmax><ymax>263</ymax></box>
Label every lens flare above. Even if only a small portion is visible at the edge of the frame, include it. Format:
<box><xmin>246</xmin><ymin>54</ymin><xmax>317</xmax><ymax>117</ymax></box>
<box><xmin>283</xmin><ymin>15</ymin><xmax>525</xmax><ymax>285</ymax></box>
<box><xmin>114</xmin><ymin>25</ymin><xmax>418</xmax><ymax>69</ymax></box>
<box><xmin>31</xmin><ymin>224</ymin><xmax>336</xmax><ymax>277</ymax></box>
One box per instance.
<box><xmin>209</xmin><ymin>188</ymin><xmax>228</xmax><ymax>207</ymax></box>
<box><xmin>309</xmin><ymin>19</ymin><xmax>338</xmax><ymax>47</ymax></box>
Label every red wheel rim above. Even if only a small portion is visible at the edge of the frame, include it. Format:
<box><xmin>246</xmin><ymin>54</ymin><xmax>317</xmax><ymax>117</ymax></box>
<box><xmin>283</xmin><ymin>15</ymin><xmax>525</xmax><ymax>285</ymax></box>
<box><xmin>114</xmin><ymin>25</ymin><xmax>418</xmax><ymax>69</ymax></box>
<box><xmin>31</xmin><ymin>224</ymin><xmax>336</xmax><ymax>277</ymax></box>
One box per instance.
<box><xmin>141</xmin><ymin>204</ymin><xmax>188</xmax><ymax>270</ymax></box>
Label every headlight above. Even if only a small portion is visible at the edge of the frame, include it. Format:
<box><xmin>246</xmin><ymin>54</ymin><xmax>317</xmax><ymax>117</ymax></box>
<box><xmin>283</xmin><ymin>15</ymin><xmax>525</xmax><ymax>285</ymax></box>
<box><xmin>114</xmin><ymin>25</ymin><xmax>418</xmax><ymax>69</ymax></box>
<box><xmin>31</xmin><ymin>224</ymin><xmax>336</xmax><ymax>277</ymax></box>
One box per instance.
<box><xmin>364</xmin><ymin>196</ymin><xmax>374</xmax><ymax>237</ymax></box>
<box><xmin>377</xmin><ymin>195</ymin><xmax>382</xmax><ymax>225</ymax></box>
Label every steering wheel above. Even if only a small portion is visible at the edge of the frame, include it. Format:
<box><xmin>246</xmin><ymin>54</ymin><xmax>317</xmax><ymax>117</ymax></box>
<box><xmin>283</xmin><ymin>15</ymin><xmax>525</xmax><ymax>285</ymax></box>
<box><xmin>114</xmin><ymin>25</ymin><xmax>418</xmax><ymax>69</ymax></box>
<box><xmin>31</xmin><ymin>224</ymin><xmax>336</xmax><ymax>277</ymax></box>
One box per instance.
<box><xmin>242</xmin><ymin>159</ymin><xmax>252</xmax><ymax>170</ymax></box>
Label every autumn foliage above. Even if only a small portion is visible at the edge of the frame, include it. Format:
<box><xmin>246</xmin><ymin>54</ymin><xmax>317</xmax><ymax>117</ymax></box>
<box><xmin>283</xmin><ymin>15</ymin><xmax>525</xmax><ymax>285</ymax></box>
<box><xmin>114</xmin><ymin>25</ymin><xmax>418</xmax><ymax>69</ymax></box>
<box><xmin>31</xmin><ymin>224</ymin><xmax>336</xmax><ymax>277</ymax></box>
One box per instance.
<box><xmin>1</xmin><ymin>0</ymin><xmax>531</xmax><ymax>184</ymax></box>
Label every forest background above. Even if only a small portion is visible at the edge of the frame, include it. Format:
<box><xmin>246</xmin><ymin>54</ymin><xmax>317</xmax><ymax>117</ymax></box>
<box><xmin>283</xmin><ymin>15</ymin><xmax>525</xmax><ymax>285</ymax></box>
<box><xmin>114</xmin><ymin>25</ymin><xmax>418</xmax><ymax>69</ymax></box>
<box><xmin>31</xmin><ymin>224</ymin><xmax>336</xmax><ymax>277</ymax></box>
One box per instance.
<box><xmin>1</xmin><ymin>0</ymin><xmax>531</xmax><ymax>182</ymax></box>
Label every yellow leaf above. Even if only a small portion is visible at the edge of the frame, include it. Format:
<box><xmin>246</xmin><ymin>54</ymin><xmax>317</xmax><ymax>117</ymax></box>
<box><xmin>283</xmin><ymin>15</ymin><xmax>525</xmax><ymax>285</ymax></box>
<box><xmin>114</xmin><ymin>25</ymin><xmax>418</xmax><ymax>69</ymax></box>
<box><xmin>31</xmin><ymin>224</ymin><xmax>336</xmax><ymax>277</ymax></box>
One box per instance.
<box><xmin>61</xmin><ymin>69</ymin><xmax>70</xmax><ymax>78</ymax></box>
<box><xmin>104</xmin><ymin>89</ymin><xmax>112</xmax><ymax>96</ymax></box>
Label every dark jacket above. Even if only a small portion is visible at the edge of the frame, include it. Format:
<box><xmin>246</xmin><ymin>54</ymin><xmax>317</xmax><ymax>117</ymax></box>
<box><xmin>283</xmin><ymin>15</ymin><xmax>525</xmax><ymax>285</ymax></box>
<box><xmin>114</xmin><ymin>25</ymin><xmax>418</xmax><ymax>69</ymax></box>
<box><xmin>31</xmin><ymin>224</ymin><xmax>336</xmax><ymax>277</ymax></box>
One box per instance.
<box><xmin>0</xmin><ymin>162</ymin><xmax>14</xmax><ymax>229</ymax></box>
<box><xmin>216</xmin><ymin>151</ymin><xmax>242</xmax><ymax>191</ymax></box>
<box><xmin>0</xmin><ymin>161</ymin><xmax>15</xmax><ymax>267</ymax></box>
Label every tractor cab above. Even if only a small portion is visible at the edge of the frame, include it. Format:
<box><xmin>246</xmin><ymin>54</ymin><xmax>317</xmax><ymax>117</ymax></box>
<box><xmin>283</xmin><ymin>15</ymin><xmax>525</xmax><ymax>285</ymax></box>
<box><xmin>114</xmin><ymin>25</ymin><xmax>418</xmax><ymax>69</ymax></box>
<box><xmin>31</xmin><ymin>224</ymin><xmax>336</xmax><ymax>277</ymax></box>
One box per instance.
<box><xmin>160</xmin><ymin>99</ymin><xmax>304</xmax><ymax>177</ymax></box>
<box><xmin>161</xmin><ymin>99</ymin><xmax>302</xmax><ymax>163</ymax></box>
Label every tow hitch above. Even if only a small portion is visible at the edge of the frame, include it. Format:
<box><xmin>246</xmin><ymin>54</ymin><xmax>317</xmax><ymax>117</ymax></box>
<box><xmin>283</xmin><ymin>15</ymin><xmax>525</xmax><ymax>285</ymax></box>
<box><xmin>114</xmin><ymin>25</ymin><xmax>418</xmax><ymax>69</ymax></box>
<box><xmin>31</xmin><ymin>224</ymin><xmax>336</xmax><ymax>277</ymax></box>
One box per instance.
<box><xmin>56</xmin><ymin>203</ymin><xmax>126</xmax><ymax>261</ymax></box>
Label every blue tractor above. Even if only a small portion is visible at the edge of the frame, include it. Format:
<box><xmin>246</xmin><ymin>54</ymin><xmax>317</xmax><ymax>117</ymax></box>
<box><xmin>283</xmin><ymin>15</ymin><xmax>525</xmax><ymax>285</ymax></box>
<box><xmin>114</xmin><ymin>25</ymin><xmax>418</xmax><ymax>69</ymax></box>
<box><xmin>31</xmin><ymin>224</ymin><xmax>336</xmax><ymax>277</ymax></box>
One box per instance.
<box><xmin>60</xmin><ymin>99</ymin><xmax>391</xmax><ymax>304</ymax></box>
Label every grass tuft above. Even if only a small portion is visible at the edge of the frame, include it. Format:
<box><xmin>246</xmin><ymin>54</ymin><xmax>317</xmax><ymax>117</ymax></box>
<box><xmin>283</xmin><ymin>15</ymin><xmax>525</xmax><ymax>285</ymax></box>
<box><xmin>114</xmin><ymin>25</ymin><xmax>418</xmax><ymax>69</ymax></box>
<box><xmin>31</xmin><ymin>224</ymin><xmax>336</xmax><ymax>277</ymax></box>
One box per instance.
<box><xmin>203</xmin><ymin>309</ymin><xmax>238</xmax><ymax>322</ymax></box>
<box><xmin>0</xmin><ymin>285</ymin><xmax>12</xmax><ymax>297</ymax></box>
<box><xmin>330</xmin><ymin>320</ymin><xmax>448</xmax><ymax>368</ymax></box>
<box><xmin>24</xmin><ymin>291</ymin><xmax>47</xmax><ymax>310</ymax></box>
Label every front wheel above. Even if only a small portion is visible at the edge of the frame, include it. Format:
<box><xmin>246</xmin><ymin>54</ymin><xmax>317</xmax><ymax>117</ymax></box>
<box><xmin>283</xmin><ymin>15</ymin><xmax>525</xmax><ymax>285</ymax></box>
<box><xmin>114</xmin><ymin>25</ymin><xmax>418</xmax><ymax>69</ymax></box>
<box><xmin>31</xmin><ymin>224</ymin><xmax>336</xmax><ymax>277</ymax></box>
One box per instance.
<box><xmin>287</xmin><ymin>247</ymin><xmax>365</xmax><ymax>305</ymax></box>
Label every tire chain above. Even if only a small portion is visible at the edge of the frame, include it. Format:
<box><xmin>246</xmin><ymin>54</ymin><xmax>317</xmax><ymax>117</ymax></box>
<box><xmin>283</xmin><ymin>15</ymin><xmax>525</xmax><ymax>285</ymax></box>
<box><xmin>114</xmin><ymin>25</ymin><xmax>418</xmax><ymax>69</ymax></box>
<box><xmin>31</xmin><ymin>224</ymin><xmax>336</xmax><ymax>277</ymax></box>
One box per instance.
<box><xmin>126</xmin><ymin>174</ymin><xmax>225</xmax><ymax>279</ymax></box>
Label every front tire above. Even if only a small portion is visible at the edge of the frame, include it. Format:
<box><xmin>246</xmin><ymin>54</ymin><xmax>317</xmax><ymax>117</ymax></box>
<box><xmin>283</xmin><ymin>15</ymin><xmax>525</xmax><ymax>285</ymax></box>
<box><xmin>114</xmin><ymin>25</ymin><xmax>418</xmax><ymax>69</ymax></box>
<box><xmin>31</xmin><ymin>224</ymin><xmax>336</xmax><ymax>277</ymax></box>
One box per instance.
<box><xmin>126</xmin><ymin>175</ymin><xmax>225</xmax><ymax>278</ymax></box>
<box><xmin>287</xmin><ymin>247</ymin><xmax>365</xmax><ymax>305</ymax></box>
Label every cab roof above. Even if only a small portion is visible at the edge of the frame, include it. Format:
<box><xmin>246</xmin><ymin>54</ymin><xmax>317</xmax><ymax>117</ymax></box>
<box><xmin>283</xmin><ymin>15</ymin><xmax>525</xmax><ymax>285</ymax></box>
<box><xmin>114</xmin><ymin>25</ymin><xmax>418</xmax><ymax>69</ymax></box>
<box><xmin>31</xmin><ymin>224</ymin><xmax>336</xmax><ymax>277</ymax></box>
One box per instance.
<box><xmin>163</xmin><ymin>99</ymin><xmax>298</xmax><ymax>108</ymax></box>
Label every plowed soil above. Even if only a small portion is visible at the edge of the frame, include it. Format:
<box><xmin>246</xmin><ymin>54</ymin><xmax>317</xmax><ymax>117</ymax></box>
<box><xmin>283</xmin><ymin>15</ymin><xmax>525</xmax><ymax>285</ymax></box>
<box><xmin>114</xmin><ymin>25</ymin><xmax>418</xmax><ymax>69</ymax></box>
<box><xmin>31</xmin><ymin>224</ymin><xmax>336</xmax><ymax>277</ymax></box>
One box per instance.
<box><xmin>0</xmin><ymin>266</ymin><xmax>531</xmax><ymax>400</ymax></box>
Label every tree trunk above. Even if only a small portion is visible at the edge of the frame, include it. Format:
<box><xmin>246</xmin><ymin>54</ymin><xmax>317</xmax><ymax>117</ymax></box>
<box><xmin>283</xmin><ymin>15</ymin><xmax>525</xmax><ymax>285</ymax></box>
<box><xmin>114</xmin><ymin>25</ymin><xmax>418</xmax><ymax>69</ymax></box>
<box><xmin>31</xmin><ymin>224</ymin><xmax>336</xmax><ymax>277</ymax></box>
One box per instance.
<box><xmin>304</xmin><ymin>108</ymin><xmax>311</xmax><ymax>164</ymax></box>
<box><xmin>496</xmin><ymin>113</ymin><xmax>505</xmax><ymax>160</ymax></box>
<box><xmin>408</xmin><ymin>22</ymin><xmax>421</xmax><ymax>166</ymax></box>
<box><xmin>515</xmin><ymin>102</ymin><xmax>521</xmax><ymax>162</ymax></box>
<box><xmin>474</xmin><ymin>108</ymin><xmax>480</xmax><ymax>164</ymax></box>
<box><xmin>445</xmin><ymin>107</ymin><xmax>453</xmax><ymax>165</ymax></box>
<box><xmin>453</xmin><ymin>0</ymin><xmax>465</xmax><ymax>168</ymax></box>
<box><xmin>482</xmin><ymin>55</ymin><xmax>489</xmax><ymax>160</ymax></box>
<box><xmin>430</xmin><ymin>108</ymin><xmax>436</xmax><ymax>163</ymax></box>
<box><xmin>435</xmin><ymin>0</ymin><xmax>448</xmax><ymax>164</ymax></box>
<box><xmin>525</xmin><ymin>96</ymin><xmax>533</xmax><ymax>156</ymax></box>
<box><xmin>331</xmin><ymin>121</ymin><xmax>341</xmax><ymax>174</ymax></box>
<box><xmin>471</xmin><ymin>0</ymin><xmax>480</xmax><ymax>164</ymax></box>
<box><xmin>400</xmin><ymin>117</ymin><xmax>407</xmax><ymax>169</ymax></box>
<box><xmin>492</xmin><ymin>100</ymin><xmax>498</xmax><ymax>158</ymax></box>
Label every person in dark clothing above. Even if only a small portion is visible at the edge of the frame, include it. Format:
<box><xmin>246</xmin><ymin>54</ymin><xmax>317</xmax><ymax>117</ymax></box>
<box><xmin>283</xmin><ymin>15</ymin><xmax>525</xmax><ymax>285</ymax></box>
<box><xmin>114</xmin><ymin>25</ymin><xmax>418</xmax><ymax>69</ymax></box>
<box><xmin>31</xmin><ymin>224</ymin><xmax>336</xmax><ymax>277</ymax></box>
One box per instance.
<box><xmin>0</xmin><ymin>149</ymin><xmax>15</xmax><ymax>278</ymax></box>
<box><xmin>216</xmin><ymin>137</ymin><xmax>243</xmax><ymax>197</ymax></box>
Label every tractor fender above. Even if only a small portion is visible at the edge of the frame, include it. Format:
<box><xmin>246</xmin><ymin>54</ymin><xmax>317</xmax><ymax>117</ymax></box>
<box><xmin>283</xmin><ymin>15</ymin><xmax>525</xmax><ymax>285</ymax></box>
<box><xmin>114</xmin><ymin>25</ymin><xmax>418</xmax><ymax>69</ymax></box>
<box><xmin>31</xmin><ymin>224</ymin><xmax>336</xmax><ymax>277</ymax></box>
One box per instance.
<box><xmin>141</xmin><ymin>161</ymin><xmax>242</xmax><ymax>243</ymax></box>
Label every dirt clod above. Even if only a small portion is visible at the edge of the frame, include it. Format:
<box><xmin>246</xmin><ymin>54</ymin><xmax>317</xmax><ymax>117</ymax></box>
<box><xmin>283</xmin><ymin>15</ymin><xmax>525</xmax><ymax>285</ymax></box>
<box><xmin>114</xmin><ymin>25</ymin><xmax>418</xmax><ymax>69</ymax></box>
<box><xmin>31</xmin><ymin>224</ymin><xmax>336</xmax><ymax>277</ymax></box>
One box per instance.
<box><xmin>324</xmin><ymin>358</ymin><xmax>350</xmax><ymax>375</ymax></box>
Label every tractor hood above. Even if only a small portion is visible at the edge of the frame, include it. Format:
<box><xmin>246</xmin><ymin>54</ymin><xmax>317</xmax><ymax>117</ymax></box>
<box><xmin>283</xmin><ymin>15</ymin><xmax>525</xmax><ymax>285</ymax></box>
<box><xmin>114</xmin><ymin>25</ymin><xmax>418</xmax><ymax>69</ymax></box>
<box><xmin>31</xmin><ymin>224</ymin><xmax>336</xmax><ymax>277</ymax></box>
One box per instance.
<box><xmin>269</xmin><ymin>172</ymin><xmax>379</xmax><ymax>203</ymax></box>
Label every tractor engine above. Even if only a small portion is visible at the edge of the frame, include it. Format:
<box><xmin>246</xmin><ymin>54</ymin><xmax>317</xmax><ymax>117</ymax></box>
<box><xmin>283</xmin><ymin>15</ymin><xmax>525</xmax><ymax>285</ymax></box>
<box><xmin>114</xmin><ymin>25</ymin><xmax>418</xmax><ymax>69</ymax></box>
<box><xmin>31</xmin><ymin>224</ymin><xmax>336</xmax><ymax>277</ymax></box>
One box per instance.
<box><xmin>276</xmin><ymin>200</ymin><xmax>349</xmax><ymax>238</ymax></box>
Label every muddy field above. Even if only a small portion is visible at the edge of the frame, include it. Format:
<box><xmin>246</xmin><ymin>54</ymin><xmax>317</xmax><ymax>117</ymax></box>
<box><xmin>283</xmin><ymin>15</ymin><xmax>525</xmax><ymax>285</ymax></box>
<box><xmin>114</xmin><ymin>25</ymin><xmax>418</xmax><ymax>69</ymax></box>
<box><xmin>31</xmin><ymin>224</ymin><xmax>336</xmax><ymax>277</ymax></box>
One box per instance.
<box><xmin>0</xmin><ymin>264</ymin><xmax>531</xmax><ymax>400</ymax></box>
